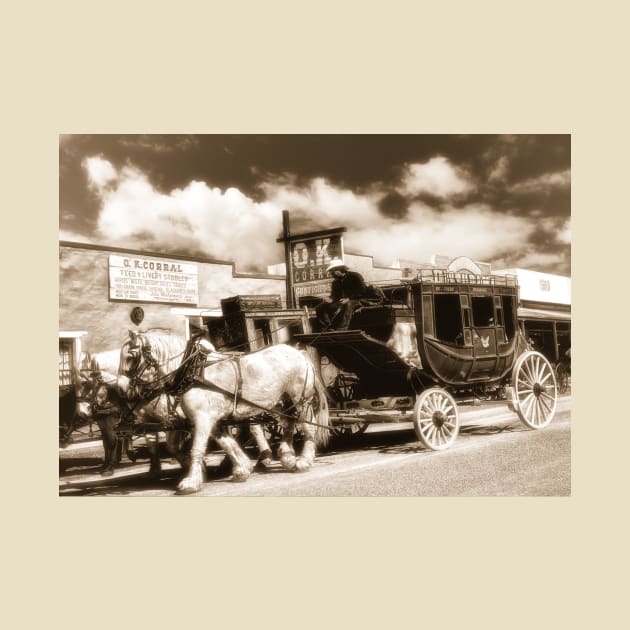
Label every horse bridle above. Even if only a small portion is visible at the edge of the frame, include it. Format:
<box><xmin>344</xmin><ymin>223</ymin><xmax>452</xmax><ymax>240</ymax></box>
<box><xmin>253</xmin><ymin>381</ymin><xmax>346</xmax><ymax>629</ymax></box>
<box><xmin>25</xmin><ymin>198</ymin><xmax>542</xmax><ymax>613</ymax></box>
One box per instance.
<box><xmin>122</xmin><ymin>334</ymin><xmax>178</xmax><ymax>401</ymax></box>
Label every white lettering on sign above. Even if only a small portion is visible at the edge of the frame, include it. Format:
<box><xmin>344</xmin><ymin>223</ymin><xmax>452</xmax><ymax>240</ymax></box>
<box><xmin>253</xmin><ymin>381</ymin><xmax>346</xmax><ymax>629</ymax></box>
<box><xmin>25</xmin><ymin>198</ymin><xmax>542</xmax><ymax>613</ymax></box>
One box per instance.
<box><xmin>539</xmin><ymin>279</ymin><xmax>550</xmax><ymax>291</ymax></box>
<box><xmin>290</xmin><ymin>234</ymin><xmax>343</xmax><ymax>285</ymax></box>
<box><xmin>314</xmin><ymin>238</ymin><xmax>330</xmax><ymax>265</ymax></box>
<box><xmin>109</xmin><ymin>255</ymin><xmax>199</xmax><ymax>305</ymax></box>
<box><xmin>294</xmin><ymin>281</ymin><xmax>332</xmax><ymax>298</ymax></box>
<box><xmin>293</xmin><ymin>242</ymin><xmax>309</xmax><ymax>269</ymax></box>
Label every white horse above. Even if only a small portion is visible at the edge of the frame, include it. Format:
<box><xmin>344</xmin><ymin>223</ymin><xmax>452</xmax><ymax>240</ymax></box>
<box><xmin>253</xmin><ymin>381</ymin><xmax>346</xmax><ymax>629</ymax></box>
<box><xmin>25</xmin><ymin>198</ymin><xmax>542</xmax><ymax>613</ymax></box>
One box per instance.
<box><xmin>117</xmin><ymin>331</ymin><xmax>330</xmax><ymax>494</ymax></box>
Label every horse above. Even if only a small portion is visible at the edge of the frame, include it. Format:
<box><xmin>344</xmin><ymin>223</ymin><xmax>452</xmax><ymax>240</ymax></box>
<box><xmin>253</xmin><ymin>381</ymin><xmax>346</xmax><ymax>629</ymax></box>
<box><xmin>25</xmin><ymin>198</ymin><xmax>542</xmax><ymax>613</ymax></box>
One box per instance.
<box><xmin>117</xmin><ymin>330</ymin><xmax>330</xmax><ymax>494</ymax></box>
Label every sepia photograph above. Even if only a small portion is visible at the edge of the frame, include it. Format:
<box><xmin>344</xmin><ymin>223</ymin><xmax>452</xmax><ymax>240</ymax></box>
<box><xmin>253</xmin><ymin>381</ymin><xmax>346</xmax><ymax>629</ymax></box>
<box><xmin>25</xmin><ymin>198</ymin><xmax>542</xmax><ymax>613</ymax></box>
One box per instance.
<box><xmin>59</xmin><ymin>134</ymin><xmax>571</xmax><ymax>497</ymax></box>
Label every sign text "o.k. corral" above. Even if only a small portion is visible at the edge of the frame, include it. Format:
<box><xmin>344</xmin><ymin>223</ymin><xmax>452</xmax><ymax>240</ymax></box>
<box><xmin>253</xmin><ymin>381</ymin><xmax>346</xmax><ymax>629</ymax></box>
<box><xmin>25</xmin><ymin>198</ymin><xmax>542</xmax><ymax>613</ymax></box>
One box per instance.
<box><xmin>108</xmin><ymin>255</ymin><xmax>199</xmax><ymax>305</ymax></box>
<box><xmin>290</xmin><ymin>235</ymin><xmax>343</xmax><ymax>284</ymax></box>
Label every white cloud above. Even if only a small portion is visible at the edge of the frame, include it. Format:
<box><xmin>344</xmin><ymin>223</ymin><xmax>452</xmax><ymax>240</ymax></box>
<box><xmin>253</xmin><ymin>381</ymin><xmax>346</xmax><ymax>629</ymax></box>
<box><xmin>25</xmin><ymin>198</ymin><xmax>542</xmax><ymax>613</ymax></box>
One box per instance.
<box><xmin>83</xmin><ymin>156</ymin><xmax>118</xmax><ymax>188</ymax></box>
<box><xmin>346</xmin><ymin>202</ymin><xmax>535</xmax><ymax>267</ymax></box>
<box><xmin>59</xmin><ymin>228</ymin><xmax>97</xmax><ymax>244</ymax></box>
<box><xmin>557</xmin><ymin>218</ymin><xmax>571</xmax><ymax>244</ymax></box>
<box><xmin>259</xmin><ymin>176</ymin><xmax>382</xmax><ymax>230</ymax></box>
<box><xmin>84</xmin><ymin>159</ymin><xmax>282</xmax><ymax>270</ymax></box>
<box><xmin>488</xmin><ymin>156</ymin><xmax>509</xmax><ymax>183</ymax></box>
<box><xmin>495</xmin><ymin>250</ymin><xmax>567</xmax><ymax>271</ymax></box>
<box><xmin>398</xmin><ymin>157</ymin><xmax>474</xmax><ymax>198</ymax></box>
<box><xmin>510</xmin><ymin>169</ymin><xmax>571</xmax><ymax>194</ymax></box>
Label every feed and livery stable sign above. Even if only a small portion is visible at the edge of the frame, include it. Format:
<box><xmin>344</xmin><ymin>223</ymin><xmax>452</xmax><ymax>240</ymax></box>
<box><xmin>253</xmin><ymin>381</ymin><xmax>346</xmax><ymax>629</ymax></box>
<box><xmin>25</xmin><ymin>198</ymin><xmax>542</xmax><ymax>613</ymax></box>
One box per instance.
<box><xmin>108</xmin><ymin>255</ymin><xmax>199</xmax><ymax>305</ymax></box>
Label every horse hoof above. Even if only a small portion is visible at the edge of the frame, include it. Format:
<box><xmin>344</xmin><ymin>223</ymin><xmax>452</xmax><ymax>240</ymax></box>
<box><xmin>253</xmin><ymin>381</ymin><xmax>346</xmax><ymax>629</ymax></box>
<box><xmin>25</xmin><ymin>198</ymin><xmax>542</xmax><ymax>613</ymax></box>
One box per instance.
<box><xmin>255</xmin><ymin>458</ymin><xmax>273</xmax><ymax>472</ymax></box>
<box><xmin>231</xmin><ymin>468</ymin><xmax>251</xmax><ymax>482</ymax></box>
<box><xmin>176</xmin><ymin>479</ymin><xmax>201</xmax><ymax>494</ymax></box>
<box><xmin>295</xmin><ymin>459</ymin><xmax>311</xmax><ymax>473</ymax></box>
<box><xmin>279</xmin><ymin>456</ymin><xmax>297</xmax><ymax>471</ymax></box>
<box><xmin>175</xmin><ymin>485</ymin><xmax>199</xmax><ymax>495</ymax></box>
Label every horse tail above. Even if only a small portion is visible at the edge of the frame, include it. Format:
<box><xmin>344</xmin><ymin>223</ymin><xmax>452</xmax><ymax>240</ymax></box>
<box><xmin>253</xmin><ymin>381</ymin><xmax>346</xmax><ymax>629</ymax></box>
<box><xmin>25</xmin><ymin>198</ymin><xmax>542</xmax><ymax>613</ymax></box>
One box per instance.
<box><xmin>310</xmin><ymin>361</ymin><xmax>330</xmax><ymax>449</ymax></box>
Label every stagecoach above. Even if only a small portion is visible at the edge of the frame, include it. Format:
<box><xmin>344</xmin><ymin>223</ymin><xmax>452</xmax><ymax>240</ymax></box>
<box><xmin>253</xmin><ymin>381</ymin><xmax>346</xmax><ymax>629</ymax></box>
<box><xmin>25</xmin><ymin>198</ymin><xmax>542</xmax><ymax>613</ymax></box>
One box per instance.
<box><xmin>290</xmin><ymin>269</ymin><xmax>557</xmax><ymax>449</ymax></box>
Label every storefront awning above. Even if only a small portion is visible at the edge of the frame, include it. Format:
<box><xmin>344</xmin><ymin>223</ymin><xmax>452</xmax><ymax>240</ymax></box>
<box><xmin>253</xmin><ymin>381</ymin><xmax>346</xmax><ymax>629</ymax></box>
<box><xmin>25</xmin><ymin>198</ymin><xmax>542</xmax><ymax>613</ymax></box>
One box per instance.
<box><xmin>518</xmin><ymin>307</ymin><xmax>571</xmax><ymax>322</ymax></box>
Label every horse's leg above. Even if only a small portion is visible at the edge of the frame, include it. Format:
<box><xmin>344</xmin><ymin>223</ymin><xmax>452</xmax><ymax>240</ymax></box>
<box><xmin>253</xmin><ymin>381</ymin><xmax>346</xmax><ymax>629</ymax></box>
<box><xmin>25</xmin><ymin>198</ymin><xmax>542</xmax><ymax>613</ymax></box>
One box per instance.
<box><xmin>98</xmin><ymin>417</ymin><xmax>117</xmax><ymax>476</ymax></box>
<box><xmin>277</xmin><ymin>419</ymin><xmax>297</xmax><ymax>471</ymax></box>
<box><xmin>211</xmin><ymin>428</ymin><xmax>254</xmax><ymax>482</ymax></box>
<box><xmin>295</xmin><ymin>402</ymin><xmax>316</xmax><ymax>473</ymax></box>
<box><xmin>165</xmin><ymin>430</ymin><xmax>191</xmax><ymax>470</ymax></box>
<box><xmin>146</xmin><ymin>431</ymin><xmax>162</xmax><ymax>478</ymax></box>
<box><xmin>176</xmin><ymin>406</ymin><xmax>217</xmax><ymax>494</ymax></box>
<box><xmin>250</xmin><ymin>423</ymin><xmax>273</xmax><ymax>470</ymax></box>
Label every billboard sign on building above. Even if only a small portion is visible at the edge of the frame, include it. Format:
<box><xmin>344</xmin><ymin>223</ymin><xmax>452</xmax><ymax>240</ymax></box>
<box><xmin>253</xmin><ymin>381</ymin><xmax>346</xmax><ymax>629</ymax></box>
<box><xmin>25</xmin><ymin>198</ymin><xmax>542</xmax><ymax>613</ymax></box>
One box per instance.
<box><xmin>287</xmin><ymin>229</ymin><xmax>344</xmax><ymax>303</ymax></box>
<box><xmin>108</xmin><ymin>255</ymin><xmax>199</xmax><ymax>305</ymax></box>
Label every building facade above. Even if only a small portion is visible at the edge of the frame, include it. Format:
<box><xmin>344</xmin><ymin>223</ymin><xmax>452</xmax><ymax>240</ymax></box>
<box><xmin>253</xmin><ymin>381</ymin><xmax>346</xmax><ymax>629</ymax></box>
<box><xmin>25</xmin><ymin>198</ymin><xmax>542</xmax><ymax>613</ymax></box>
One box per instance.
<box><xmin>59</xmin><ymin>241</ymin><xmax>287</xmax><ymax>366</ymax></box>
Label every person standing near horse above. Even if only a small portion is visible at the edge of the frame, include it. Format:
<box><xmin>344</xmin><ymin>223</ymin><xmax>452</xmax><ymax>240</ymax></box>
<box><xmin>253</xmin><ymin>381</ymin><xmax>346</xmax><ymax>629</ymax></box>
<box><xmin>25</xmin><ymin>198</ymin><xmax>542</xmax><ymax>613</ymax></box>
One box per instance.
<box><xmin>315</xmin><ymin>259</ymin><xmax>377</xmax><ymax>330</ymax></box>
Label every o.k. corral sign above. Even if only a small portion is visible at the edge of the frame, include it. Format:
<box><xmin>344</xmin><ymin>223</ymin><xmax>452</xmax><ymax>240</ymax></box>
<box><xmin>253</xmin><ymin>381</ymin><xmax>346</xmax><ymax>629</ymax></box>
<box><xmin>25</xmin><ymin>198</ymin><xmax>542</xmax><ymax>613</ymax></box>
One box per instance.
<box><xmin>108</xmin><ymin>254</ymin><xmax>199</xmax><ymax>305</ymax></box>
<box><xmin>286</xmin><ymin>227</ymin><xmax>345</xmax><ymax>304</ymax></box>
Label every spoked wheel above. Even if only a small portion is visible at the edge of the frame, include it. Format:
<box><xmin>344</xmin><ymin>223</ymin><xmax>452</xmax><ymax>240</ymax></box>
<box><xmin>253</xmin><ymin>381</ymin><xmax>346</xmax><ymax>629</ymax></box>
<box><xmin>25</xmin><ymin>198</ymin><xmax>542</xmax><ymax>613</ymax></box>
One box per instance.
<box><xmin>330</xmin><ymin>421</ymin><xmax>370</xmax><ymax>439</ymax></box>
<box><xmin>511</xmin><ymin>351</ymin><xmax>557</xmax><ymax>429</ymax></box>
<box><xmin>413</xmin><ymin>387</ymin><xmax>459</xmax><ymax>451</ymax></box>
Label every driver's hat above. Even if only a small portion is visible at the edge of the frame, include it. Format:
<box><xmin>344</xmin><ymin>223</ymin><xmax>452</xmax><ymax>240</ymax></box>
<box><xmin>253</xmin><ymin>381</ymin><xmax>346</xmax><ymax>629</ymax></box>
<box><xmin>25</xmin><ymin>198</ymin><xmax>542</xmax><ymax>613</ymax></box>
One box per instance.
<box><xmin>326</xmin><ymin>258</ymin><xmax>347</xmax><ymax>274</ymax></box>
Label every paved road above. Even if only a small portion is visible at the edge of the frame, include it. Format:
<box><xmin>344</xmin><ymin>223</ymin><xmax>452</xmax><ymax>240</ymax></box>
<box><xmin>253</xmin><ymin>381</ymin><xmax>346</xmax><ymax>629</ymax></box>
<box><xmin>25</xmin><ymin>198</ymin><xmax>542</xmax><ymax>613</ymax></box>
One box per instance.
<box><xmin>59</xmin><ymin>395</ymin><xmax>571</xmax><ymax>497</ymax></box>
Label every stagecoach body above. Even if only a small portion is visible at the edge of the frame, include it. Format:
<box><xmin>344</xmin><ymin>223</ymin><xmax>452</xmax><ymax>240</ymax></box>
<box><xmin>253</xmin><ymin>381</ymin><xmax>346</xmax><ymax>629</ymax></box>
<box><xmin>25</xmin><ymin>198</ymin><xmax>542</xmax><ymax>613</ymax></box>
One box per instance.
<box><xmin>291</xmin><ymin>269</ymin><xmax>557</xmax><ymax>447</ymax></box>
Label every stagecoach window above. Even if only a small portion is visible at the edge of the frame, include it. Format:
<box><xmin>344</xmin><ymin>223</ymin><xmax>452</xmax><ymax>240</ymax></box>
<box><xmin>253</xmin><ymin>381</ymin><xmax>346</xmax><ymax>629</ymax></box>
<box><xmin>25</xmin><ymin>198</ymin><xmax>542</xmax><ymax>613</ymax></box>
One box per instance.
<box><xmin>471</xmin><ymin>296</ymin><xmax>494</xmax><ymax>327</ymax></box>
<box><xmin>463</xmin><ymin>308</ymin><xmax>471</xmax><ymax>328</ymax></box>
<box><xmin>422</xmin><ymin>295</ymin><xmax>435</xmax><ymax>337</ymax></box>
<box><xmin>496</xmin><ymin>307</ymin><xmax>504</xmax><ymax>327</ymax></box>
<box><xmin>433</xmin><ymin>293</ymin><xmax>463</xmax><ymax>343</ymax></box>
<box><xmin>501</xmin><ymin>295</ymin><xmax>516</xmax><ymax>340</ymax></box>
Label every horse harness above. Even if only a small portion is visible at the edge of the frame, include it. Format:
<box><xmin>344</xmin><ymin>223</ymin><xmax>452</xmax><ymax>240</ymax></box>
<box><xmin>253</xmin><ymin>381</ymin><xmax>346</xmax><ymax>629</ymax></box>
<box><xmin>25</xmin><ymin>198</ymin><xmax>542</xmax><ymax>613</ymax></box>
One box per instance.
<box><xmin>127</xmin><ymin>336</ymin><xmax>322</xmax><ymax>429</ymax></box>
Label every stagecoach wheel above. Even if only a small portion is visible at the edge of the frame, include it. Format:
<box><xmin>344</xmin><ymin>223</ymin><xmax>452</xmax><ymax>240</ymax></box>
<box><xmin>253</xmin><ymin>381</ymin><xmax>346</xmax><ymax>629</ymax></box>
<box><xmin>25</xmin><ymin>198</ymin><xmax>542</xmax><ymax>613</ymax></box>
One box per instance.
<box><xmin>413</xmin><ymin>387</ymin><xmax>459</xmax><ymax>451</ymax></box>
<box><xmin>330</xmin><ymin>421</ymin><xmax>370</xmax><ymax>439</ymax></box>
<box><xmin>511</xmin><ymin>351</ymin><xmax>557</xmax><ymax>429</ymax></box>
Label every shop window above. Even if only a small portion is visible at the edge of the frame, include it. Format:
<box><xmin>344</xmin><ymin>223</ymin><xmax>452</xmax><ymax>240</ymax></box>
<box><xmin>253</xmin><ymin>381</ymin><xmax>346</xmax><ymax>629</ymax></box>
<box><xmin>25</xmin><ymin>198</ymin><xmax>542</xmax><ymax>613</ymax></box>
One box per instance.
<box><xmin>59</xmin><ymin>339</ymin><xmax>73</xmax><ymax>387</ymax></box>
<box><xmin>275</xmin><ymin>318</ymin><xmax>304</xmax><ymax>344</ymax></box>
<box><xmin>254</xmin><ymin>319</ymin><xmax>273</xmax><ymax>347</ymax></box>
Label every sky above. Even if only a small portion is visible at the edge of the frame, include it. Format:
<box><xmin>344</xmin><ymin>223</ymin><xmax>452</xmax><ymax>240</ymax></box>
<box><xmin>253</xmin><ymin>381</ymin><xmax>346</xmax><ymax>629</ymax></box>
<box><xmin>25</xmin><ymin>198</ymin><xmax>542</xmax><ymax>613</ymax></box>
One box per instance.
<box><xmin>59</xmin><ymin>134</ymin><xmax>571</xmax><ymax>276</ymax></box>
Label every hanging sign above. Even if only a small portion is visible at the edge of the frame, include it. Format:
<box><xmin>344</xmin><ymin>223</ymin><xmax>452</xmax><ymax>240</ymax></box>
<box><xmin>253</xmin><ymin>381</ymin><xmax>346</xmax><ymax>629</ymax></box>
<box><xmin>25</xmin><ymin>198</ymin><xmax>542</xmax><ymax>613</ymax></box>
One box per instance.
<box><xmin>285</xmin><ymin>228</ymin><xmax>345</xmax><ymax>304</ymax></box>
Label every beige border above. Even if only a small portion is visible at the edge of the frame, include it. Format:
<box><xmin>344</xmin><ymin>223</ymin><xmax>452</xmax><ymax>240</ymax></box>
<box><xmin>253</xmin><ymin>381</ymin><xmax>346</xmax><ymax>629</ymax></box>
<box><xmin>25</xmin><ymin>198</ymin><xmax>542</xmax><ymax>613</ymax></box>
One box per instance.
<box><xmin>6</xmin><ymin>1</ymin><xmax>624</xmax><ymax>627</ymax></box>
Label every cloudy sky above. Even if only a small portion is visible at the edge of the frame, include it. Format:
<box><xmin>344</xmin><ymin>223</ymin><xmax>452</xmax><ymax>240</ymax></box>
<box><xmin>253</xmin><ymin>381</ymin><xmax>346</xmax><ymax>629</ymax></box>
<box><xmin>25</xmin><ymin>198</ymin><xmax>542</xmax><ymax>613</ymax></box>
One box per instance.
<box><xmin>59</xmin><ymin>134</ymin><xmax>571</xmax><ymax>276</ymax></box>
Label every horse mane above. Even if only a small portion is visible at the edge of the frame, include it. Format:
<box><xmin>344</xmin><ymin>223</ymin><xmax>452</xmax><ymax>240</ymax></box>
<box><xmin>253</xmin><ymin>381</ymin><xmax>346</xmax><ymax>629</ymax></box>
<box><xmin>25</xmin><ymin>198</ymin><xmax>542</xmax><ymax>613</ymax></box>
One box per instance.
<box><xmin>89</xmin><ymin>349</ymin><xmax>121</xmax><ymax>377</ymax></box>
<box><xmin>141</xmin><ymin>331</ymin><xmax>187</xmax><ymax>372</ymax></box>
